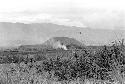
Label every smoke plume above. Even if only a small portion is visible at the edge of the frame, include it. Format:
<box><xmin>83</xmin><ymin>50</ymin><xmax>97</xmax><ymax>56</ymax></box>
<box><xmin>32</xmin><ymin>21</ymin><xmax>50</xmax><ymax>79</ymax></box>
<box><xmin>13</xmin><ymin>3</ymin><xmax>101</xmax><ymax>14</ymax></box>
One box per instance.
<box><xmin>53</xmin><ymin>41</ymin><xmax>67</xmax><ymax>50</ymax></box>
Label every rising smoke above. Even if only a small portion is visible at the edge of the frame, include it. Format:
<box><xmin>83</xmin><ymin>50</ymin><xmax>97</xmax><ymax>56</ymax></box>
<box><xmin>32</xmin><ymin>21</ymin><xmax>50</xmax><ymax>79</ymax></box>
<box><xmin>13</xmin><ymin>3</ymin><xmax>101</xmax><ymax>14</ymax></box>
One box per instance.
<box><xmin>53</xmin><ymin>41</ymin><xmax>67</xmax><ymax>50</ymax></box>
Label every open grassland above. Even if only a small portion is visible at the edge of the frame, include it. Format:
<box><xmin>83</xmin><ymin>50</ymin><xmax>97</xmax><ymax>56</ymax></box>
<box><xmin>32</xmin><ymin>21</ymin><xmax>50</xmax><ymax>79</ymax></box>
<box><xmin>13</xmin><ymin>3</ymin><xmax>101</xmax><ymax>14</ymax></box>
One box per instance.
<box><xmin>0</xmin><ymin>44</ymin><xmax>125</xmax><ymax>84</ymax></box>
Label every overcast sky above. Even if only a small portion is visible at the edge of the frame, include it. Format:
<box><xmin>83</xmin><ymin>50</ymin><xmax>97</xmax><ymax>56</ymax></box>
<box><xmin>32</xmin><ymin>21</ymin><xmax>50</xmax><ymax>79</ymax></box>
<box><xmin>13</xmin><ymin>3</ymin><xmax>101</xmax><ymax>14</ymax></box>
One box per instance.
<box><xmin>0</xmin><ymin>0</ymin><xmax>125</xmax><ymax>29</ymax></box>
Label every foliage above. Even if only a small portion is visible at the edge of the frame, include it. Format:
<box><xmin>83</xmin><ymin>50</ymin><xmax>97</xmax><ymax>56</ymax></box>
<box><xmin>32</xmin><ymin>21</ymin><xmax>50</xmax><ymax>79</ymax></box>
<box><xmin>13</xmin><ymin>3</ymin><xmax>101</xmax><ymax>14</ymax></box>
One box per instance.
<box><xmin>0</xmin><ymin>41</ymin><xmax>125</xmax><ymax>83</ymax></box>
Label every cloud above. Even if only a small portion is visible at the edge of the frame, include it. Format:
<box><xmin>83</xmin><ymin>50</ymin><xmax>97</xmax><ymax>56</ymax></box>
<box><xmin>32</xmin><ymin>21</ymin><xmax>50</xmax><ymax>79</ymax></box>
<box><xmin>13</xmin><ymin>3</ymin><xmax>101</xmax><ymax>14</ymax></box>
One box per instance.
<box><xmin>0</xmin><ymin>8</ymin><xmax>125</xmax><ymax>29</ymax></box>
<box><xmin>0</xmin><ymin>12</ymin><xmax>87</xmax><ymax>27</ymax></box>
<box><xmin>81</xmin><ymin>10</ymin><xmax>125</xmax><ymax>29</ymax></box>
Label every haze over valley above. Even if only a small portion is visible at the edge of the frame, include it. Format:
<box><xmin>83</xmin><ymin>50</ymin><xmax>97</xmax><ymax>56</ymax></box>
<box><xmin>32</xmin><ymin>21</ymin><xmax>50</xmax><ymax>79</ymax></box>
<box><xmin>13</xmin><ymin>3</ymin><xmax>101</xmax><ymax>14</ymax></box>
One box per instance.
<box><xmin>0</xmin><ymin>22</ymin><xmax>124</xmax><ymax>48</ymax></box>
<box><xmin>0</xmin><ymin>0</ymin><xmax>125</xmax><ymax>48</ymax></box>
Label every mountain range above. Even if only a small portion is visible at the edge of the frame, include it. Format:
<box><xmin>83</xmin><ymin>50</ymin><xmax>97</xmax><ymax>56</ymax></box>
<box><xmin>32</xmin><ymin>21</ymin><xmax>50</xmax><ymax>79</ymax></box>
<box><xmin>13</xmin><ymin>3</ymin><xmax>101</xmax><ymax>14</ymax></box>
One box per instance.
<box><xmin>0</xmin><ymin>22</ymin><xmax>125</xmax><ymax>48</ymax></box>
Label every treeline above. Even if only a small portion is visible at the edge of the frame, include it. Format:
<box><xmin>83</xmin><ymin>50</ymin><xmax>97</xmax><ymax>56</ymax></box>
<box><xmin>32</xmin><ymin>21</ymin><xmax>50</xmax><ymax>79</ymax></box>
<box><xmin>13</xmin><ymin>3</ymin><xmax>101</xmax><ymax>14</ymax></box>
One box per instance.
<box><xmin>0</xmin><ymin>43</ymin><xmax>125</xmax><ymax>83</ymax></box>
<box><xmin>42</xmin><ymin>44</ymin><xmax>125</xmax><ymax>83</ymax></box>
<box><xmin>0</xmin><ymin>52</ymin><xmax>47</xmax><ymax>64</ymax></box>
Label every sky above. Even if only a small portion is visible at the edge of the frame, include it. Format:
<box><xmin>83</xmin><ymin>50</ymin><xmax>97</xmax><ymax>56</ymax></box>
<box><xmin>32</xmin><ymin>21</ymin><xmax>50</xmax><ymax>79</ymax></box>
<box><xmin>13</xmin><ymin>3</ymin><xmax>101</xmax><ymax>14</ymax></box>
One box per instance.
<box><xmin>0</xmin><ymin>0</ymin><xmax>125</xmax><ymax>47</ymax></box>
<box><xmin>0</xmin><ymin>0</ymin><xmax>125</xmax><ymax>29</ymax></box>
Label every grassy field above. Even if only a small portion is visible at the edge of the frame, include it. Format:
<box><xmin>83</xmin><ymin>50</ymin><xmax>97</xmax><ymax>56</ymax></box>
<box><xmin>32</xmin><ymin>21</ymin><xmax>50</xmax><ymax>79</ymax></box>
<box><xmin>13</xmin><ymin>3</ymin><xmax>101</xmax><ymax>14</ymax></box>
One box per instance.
<box><xmin>0</xmin><ymin>43</ymin><xmax>125</xmax><ymax>84</ymax></box>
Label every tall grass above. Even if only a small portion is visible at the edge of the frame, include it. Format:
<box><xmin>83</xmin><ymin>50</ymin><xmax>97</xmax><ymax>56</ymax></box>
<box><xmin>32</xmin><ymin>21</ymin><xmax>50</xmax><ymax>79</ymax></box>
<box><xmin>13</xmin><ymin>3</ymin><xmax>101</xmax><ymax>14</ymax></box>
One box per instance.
<box><xmin>0</xmin><ymin>41</ymin><xmax>125</xmax><ymax>84</ymax></box>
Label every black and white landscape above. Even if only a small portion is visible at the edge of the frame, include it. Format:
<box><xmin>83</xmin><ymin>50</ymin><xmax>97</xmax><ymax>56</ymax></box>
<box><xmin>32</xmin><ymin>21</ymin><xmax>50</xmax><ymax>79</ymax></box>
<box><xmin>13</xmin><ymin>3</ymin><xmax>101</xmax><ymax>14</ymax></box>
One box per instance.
<box><xmin>0</xmin><ymin>0</ymin><xmax>125</xmax><ymax>84</ymax></box>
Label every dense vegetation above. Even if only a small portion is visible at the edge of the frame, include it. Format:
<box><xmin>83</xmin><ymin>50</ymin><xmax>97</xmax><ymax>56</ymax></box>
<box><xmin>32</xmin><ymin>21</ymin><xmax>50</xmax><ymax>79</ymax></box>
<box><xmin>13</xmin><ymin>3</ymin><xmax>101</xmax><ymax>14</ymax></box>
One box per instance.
<box><xmin>42</xmin><ymin>44</ymin><xmax>125</xmax><ymax>83</ymax></box>
<box><xmin>0</xmin><ymin>41</ymin><xmax>125</xmax><ymax>84</ymax></box>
